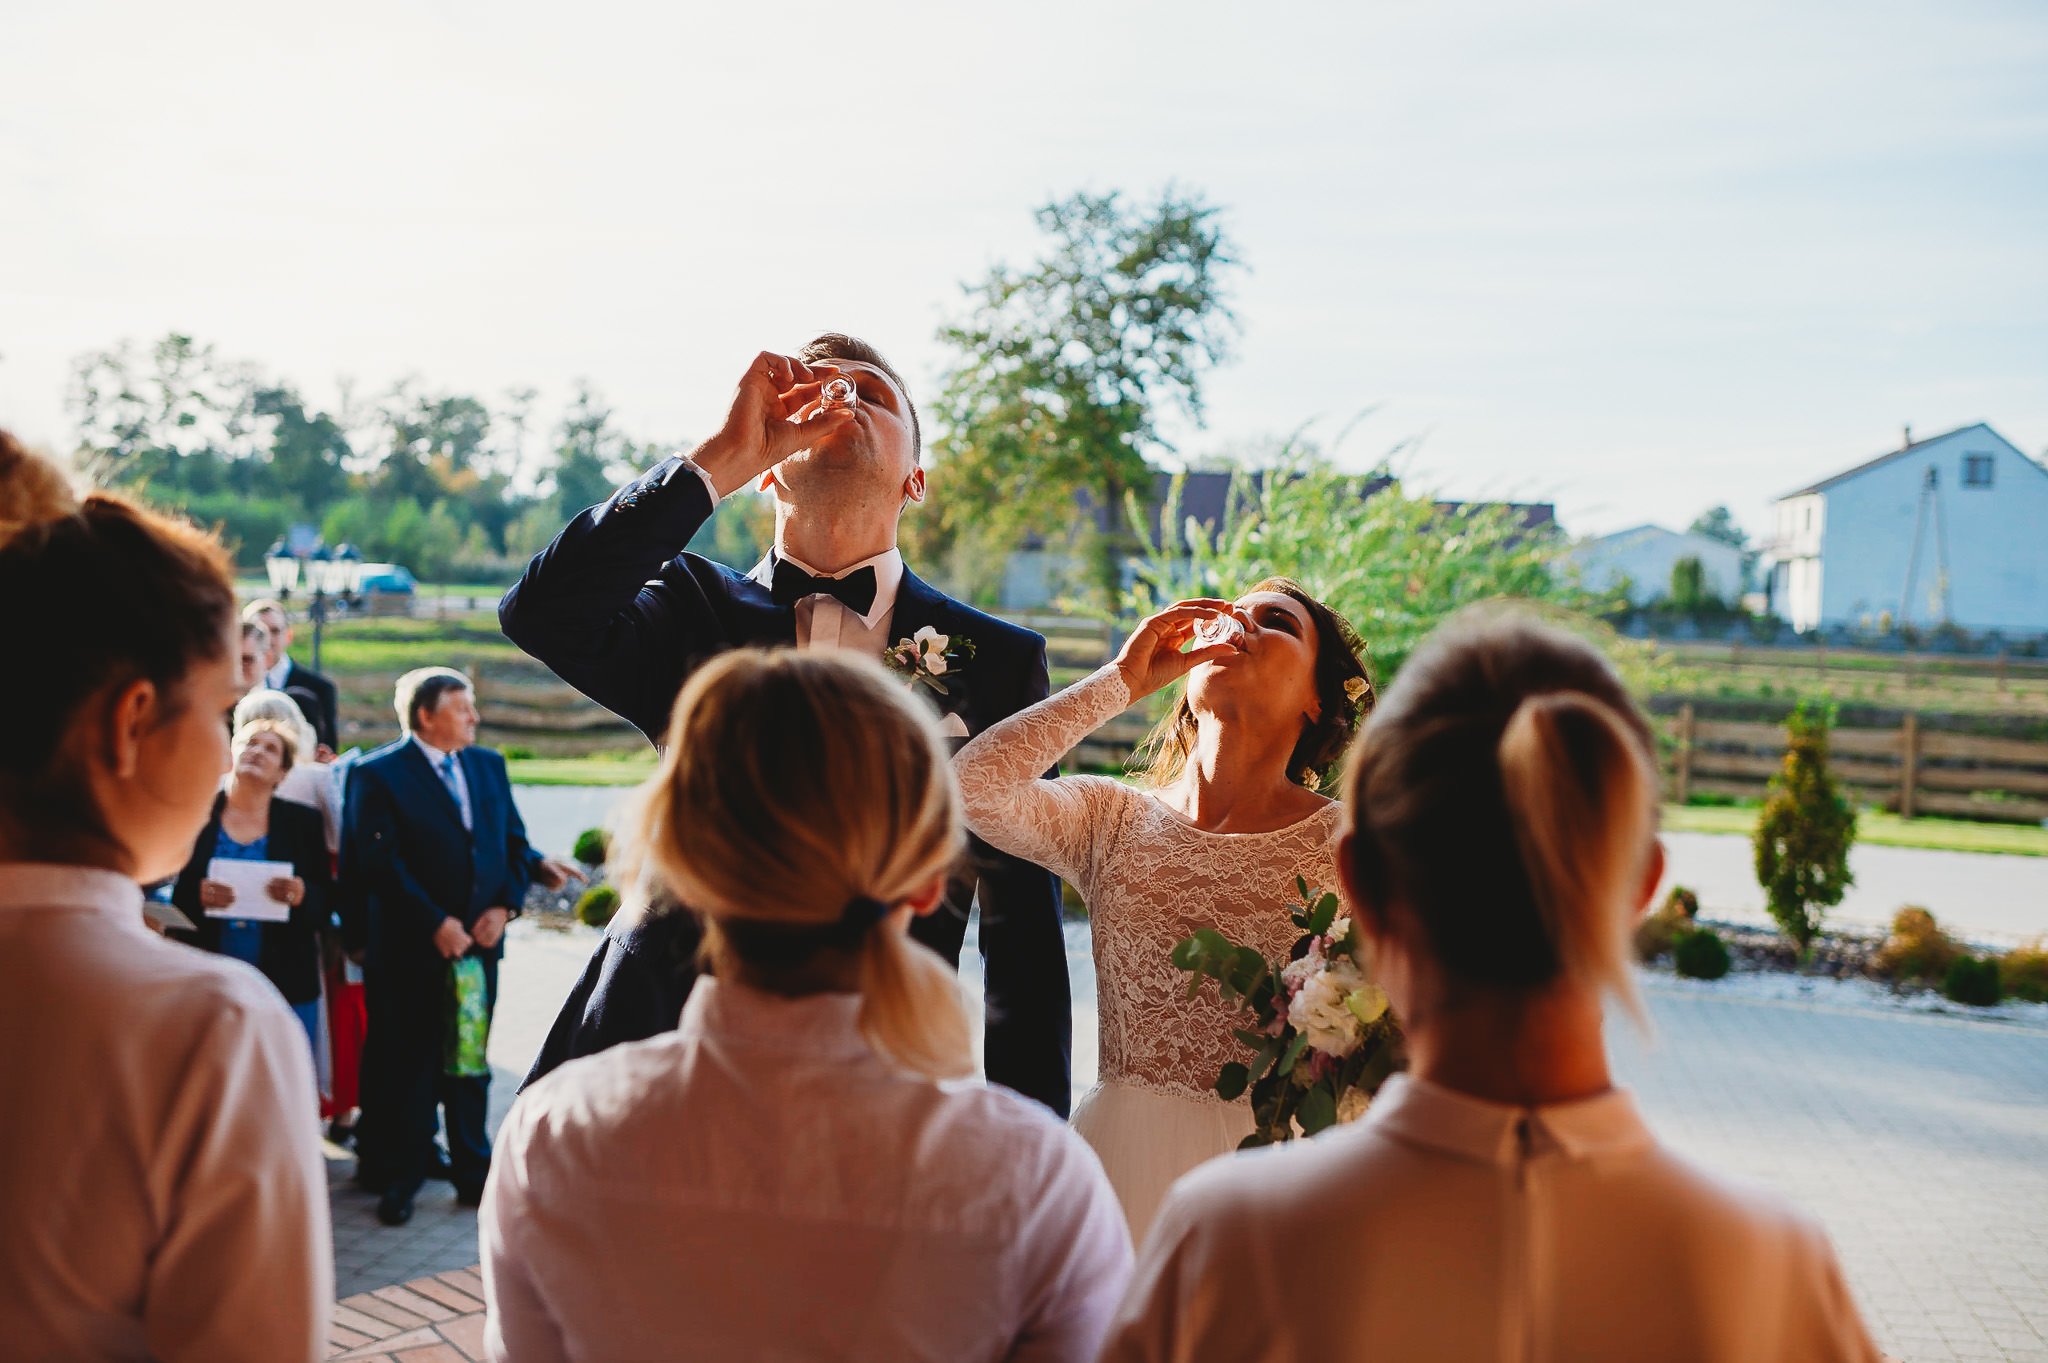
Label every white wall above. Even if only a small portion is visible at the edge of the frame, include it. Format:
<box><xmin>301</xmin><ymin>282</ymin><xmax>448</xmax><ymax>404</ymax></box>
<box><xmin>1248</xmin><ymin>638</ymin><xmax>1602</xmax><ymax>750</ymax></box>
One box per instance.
<box><xmin>1816</xmin><ymin>426</ymin><xmax>2048</xmax><ymax>632</ymax></box>
<box><xmin>1569</xmin><ymin>526</ymin><xmax>1744</xmax><ymax>605</ymax></box>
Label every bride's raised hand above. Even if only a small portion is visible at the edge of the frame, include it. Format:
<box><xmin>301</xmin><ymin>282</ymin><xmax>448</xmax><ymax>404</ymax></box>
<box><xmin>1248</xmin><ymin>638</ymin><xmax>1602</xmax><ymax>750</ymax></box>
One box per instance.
<box><xmin>1113</xmin><ymin>599</ymin><xmax>1244</xmax><ymax>701</ymax></box>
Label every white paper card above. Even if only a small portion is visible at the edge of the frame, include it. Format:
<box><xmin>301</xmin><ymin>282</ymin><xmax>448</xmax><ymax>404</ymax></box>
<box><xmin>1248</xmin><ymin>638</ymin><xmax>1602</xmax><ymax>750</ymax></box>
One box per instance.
<box><xmin>205</xmin><ymin>858</ymin><xmax>296</xmax><ymax>922</ymax></box>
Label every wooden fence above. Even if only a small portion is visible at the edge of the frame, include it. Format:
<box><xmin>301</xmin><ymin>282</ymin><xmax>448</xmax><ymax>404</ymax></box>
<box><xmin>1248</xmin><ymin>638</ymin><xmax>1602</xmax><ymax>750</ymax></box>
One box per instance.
<box><xmin>1667</xmin><ymin>704</ymin><xmax>2048</xmax><ymax>824</ymax></box>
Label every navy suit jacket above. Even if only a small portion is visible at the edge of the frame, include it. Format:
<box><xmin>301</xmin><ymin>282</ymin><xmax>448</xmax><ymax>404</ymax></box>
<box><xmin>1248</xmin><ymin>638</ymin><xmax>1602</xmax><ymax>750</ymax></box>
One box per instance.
<box><xmin>280</xmin><ymin>659</ymin><xmax>339</xmax><ymax>751</ymax></box>
<box><xmin>500</xmin><ymin>456</ymin><xmax>1072</xmax><ymax>1114</ymax></box>
<box><xmin>341</xmin><ymin>739</ymin><xmax>532</xmax><ymax>996</ymax></box>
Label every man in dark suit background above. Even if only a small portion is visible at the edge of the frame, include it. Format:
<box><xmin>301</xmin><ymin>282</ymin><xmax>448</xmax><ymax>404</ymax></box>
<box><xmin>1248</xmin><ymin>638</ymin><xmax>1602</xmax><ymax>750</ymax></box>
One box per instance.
<box><xmin>500</xmin><ymin>333</ymin><xmax>1071</xmax><ymax>1115</ymax></box>
<box><xmin>245</xmin><ymin>598</ymin><xmax>340</xmax><ymax>752</ymax></box>
<box><xmin>343</xmin><ymin>667</ymin><xmax>531</xmax><ymax>1226</ymax></box>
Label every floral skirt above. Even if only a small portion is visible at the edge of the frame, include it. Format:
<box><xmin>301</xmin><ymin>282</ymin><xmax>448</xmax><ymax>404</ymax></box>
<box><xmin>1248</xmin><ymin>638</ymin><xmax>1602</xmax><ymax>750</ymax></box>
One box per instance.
<box><xmin>1072</xmin><ymin>1080</ymin><xmax>1254</xmax><ymax>1248</ymax></box>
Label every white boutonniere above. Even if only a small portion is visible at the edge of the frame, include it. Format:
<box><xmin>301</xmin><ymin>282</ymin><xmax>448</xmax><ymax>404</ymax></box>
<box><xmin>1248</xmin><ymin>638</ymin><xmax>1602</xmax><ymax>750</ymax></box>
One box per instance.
<box><xmin>884</xmin><ymin>626</ymin><xmax>976</xmax><ymax>695</ymax></box>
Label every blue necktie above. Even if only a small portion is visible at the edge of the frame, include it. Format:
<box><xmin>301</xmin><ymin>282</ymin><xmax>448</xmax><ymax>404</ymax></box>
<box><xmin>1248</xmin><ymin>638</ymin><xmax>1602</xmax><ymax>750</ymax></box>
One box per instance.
<box><xmin>438</xmin><ymin>753</ymin><xmax>471</xmax><ymax>831</ymax></box>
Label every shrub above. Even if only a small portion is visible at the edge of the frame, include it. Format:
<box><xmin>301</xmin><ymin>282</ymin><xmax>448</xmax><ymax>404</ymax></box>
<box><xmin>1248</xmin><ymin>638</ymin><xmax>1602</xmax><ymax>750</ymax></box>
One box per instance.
<box><xmin>1634</xmin><ymin>887</ymin><xmax>1698</xmax><ymax>962</ymax></box>
<box><xmin>572</xmin><ymin>827</ymin><xmax>611</xmax><ymax>867</ymax></box>
<box><xmin>575</xmin><ymin>884</ymin><xmax>621</xmax><ymax>929</ymax></box>
<box><xmin>1997</xmin><ymin>940</ymin><xmax>2048</xmax><ymax>1003</ymax></box>
<box><xmin>1753</xmin><ymin>700</ymin><xmax>1857</xmax><ymax>954</ymax></box>
<box><xmin>1942</xmin><ymin>955</ymin><xmax>2002</xmax><ymax>1007</ymax></box>
<box><xmin>1873</xmin><ymin>906</ymin><xmax>1962</xmax><ymax>984</ymax></box>
<box><xmin>1673</xmin><ymin>927</ymin><xmax>1731</xmax><ymax>980</ymax></box>
<box><xmin>501</xmin><ymin>744</ymin><xmax>537</xmax><ymax>761</ymax></box>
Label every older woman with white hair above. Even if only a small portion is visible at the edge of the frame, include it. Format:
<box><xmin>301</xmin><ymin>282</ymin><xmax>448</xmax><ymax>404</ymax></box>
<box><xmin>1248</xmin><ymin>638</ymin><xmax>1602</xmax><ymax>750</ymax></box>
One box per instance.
<box><xmin>169</xmin><ymin>719</ymin><xmax>332</xmax><ymax>1063</ymax></box>
<box><xmin>235</xmin><ymin>687</ymin><xmax>343</xmax><ymax>852</ymax></box>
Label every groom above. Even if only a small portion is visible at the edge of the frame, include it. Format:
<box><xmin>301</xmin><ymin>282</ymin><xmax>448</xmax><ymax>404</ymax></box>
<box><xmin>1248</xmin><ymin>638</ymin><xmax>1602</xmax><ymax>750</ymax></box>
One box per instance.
<box><xmin>500</xmin><ymin>334</ymin><xmax>1071</xmax><ymax>1114</ymax></box>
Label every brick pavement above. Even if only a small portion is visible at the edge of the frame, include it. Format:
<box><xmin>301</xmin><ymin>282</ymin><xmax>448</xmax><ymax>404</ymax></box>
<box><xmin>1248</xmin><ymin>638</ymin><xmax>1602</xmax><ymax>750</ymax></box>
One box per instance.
<box><xmin>1614</xmin><ymin>979</ymin><xmax>2048</xmax><ymax>1363</ymax></box>
<box><xmin>329</xmin><ymin>922</ymin><xmax>2048</xmax><ymax>1361</ymax></box>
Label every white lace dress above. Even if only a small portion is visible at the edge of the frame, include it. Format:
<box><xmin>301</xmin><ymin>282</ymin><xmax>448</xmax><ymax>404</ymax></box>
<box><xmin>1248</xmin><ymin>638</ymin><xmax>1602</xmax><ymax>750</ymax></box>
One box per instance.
<box><xmin>954</xmin><ymin>664</ymin><xmax>1342</xmax><ymax>1243</ymax></box>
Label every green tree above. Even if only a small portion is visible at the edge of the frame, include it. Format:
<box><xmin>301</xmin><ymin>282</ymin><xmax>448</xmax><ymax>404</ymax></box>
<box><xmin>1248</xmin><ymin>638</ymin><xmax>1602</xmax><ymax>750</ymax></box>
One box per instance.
<box><xmin>1753</xmin><ymin>700</ymin><xmax>1858</xmax><ymax>954</ymax></box>
<box><xmin>1127</xmin><ymin>450</ymin><xmax>1576</xmax><ymax>679</ymax></box>
<box><xmin>1687</xmin><ymin>505</ymin><xmax>1758</xmax><ymax>594</ymax></box>
<box><xmin>549</xmin><ymin>382</ymin><xmax>636</xmax><ymax>520</ymax></box>
<box><xmin>930</xmin><ymin>187</ymin><xmax>1241</xmax><ymax>609</ymax></box>
<box><xmin>1669</xmin><ymin>555</ymin><xmax>1706</xmax><ymax>610</ymax></box>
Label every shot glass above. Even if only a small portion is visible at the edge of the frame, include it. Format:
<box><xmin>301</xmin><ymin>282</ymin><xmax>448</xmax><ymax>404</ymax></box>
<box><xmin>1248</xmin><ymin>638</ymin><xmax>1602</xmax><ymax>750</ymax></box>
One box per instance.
<box><xmin>818</xmin><ymin>375</ymin><xmax>858</xmax><ymax>411</ymax></box>
<box><xmin>1193</xmin><ymin>610</ymin><xmax>1246</xmax><ymax>648</ymax></box>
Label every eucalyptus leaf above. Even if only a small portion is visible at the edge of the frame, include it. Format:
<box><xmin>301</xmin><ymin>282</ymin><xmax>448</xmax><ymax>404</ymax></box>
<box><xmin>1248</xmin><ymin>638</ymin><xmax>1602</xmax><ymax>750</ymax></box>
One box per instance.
<box><xmin>1297</xmin><ymin>1082</ymin><xmax>1338</xmax><ymax>1135</ymax></box>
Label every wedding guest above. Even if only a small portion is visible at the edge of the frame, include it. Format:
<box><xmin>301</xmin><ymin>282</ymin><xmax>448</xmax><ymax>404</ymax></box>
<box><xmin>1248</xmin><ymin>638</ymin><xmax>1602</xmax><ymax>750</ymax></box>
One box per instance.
<box><xmin>167</xmin><ymin>719</ymin><xmax>330</xmax><ymax>1065</ymax></box>
<box><xmin>236</xmin><ymin>618</ymin><xmax>269</xmax><ymax>693</ymax></box>
<box><xmin>1101</xmin><ymin>609</ymin><xmax>1882</xmax><ymax>1362</ymax></box>
<box><xmin>483</xmin><ymin>650</ymin><xmax>1130</xmax><ymax>1363</ymax></box>
<box><xmin>345</xmin><ymin>667</ymin><xmax>531</xmax><ymax>1226</ymax></box>
<box><xmin>0</xmin><ymin>431</ymin><xmax>331</xmax><ymax>1361</ymax></box>
<box><xmin>244</xmin><ymin>597</ymin><xmax>339</xmax><ymax>752</ymax></box>
<box><xmin>235</xmin><ymin>686</ymin><xmax>343</xmax><ymax>849</ymax></box>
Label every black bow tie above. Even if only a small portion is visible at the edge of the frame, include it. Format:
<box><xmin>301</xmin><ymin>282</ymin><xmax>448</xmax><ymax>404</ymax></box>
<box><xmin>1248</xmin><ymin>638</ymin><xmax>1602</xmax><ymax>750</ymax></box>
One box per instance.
<box><xmin>769</xmin><ymin>557</ymin><xmax>879</xmax><ymax>616</ymax></box>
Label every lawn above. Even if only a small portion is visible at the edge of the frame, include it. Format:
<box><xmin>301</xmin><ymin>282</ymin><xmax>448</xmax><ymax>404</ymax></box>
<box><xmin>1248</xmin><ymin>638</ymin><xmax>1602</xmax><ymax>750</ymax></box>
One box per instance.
<box><xmin>1662</xmin><ymin>803</ymin><xmax>2048</xmax><ymax>857</ymax></box>
<box><xmin>508</xmin><ymin>755</ymin><xmax>657</xmax><ymax>786</ymax></box>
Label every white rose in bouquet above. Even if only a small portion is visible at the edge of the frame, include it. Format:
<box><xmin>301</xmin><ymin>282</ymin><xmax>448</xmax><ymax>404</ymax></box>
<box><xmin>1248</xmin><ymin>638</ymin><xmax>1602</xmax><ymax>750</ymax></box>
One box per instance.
<box><xmin>1288</xmin><ymin>953</ymin><xmax>1369</xmax><ymax>1057</ymax></box>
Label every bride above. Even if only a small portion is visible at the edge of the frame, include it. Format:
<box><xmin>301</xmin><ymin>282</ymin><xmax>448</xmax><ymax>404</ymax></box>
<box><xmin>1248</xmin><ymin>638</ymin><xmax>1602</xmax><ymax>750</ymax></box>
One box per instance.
<box><xmin>954</xmin><ymin>578</ymin><xmax>1374</xmax><ymax>1241</ymax></box>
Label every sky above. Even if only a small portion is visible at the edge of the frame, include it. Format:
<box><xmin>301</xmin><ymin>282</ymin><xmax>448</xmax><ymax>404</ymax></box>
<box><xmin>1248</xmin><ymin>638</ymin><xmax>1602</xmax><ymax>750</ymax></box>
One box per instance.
<box><xmin>3</xmin><ymin>0</ymin><xmax>2044</xmax><ymax>542</ymax></box>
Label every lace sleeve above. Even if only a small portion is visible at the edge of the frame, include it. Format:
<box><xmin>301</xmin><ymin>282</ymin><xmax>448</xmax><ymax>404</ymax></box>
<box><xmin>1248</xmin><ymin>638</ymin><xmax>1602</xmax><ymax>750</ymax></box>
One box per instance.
<box><xmin>954</xmin><ymin>665</ymin><xmax>1137</xmax><ymax>884</ymax></box>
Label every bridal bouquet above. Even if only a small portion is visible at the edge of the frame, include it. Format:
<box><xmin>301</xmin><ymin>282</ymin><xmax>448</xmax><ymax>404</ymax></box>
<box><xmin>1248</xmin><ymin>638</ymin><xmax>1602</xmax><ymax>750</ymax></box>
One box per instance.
<box><xmin>1171</xmin><ymin>878</ymin><xmax>1404</xmax><ymax>1147</ymax></box>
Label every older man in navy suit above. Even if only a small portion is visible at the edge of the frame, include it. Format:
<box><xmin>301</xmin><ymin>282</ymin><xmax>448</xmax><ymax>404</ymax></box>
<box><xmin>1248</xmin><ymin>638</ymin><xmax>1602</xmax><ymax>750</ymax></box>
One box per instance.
<box><xmin>345</xmin><ymin>668</ymin><xmax>531</xmax><ymax>1226</ymax></box>
<box><xmin>500</xmin><ymin>333</ymin><xmax>1071</xmax><ymax>1114</ymax></box>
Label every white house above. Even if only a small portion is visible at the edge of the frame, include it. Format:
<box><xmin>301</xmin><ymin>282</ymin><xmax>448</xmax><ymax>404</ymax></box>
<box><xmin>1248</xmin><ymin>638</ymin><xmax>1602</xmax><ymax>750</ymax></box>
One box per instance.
<box><xmin>1768</xmin><ymin>423</ymin><xmax>2048</xmax><ymax>634</ymax></box>
<box><xmin>1567</xmin><ymin>525</ymin><xmax>1744</xmax><ymax>606</ymax></box>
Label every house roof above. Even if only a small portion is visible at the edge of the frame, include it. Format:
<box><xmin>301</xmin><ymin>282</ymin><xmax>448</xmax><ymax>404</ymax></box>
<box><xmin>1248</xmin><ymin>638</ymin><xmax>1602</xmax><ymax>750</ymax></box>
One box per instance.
<box><xmin>1775</xmin><ymin>422</ymin><xmax>2029</xmax><ymax>500</ymax></box>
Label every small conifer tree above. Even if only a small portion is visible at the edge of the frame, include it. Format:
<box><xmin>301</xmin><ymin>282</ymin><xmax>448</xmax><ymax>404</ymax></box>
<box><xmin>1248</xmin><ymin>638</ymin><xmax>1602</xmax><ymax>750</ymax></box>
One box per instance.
<box><xmin>1753</xmin><ymin>699</ymin><xmax>1857</xmax><ymax>953</ymax></box>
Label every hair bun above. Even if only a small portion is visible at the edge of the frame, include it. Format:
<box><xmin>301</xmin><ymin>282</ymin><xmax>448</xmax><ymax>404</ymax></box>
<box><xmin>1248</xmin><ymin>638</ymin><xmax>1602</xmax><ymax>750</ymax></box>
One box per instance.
<box><xmin>0</xmin><ymin>431</ymin><xmax>81</xmax><ymax>548</ymax></box>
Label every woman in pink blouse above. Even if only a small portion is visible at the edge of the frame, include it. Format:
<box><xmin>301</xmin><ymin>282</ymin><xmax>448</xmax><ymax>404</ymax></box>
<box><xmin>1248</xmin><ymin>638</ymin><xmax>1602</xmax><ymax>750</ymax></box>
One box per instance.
<box><xmin>1103</xmin><ymin>608</ymin><xmax>1883</xmax><ymax>1363</ymax></box>
<box><xmin>483</xmin><ymin>649</ymin><xmax>1131</xmax><ymax>1363</ymax></box>
<box><xmin>0</xmin><ymin>432</ymin><xmax>331</xmax><ymax>1362</ymax></box>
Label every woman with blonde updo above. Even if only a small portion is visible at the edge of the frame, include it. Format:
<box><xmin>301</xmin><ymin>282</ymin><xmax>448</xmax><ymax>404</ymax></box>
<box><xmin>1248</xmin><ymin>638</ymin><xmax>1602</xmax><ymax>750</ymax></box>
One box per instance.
<box><xmin>1102</xmin><ymin>608</ymin><xmax>1880</xmax><ymax>1362</ymax></box>
<box><xmin>482</xmin><ymin>648</ymin><xmax>1131</xmax><ymax>1363</ymax></box>
<box><xmin>0</xmin><ymin>431</ymin><xmax>330</xmax><ymax>1360</ymax></box>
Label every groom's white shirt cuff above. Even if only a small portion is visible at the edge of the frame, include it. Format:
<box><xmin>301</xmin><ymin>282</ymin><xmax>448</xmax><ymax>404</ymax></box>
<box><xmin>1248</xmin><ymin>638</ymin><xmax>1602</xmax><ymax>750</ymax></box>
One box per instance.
<box><xmin>675</xmin><ymin>455</ymin><xmax>721</xmax><ymax>504</ymax></box>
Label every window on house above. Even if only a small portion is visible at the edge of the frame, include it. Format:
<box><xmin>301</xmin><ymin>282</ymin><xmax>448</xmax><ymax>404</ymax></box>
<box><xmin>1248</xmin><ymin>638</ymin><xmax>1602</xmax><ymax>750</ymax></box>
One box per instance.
<box><xmin>1962</xmin><ymin>454</ymin><xmax>1994</xmax><ymax>488</ymax></box>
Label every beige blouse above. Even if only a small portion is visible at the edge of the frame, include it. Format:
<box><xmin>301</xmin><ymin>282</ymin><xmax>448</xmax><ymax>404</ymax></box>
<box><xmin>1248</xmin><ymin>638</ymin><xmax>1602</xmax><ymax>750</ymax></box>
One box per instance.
<box><xmin>483</xmin><ymin>976</ymin><xmax>1133</xmax><ymax>1363</ymax></box>
<box><xmin>0</xmin><ymin>863</ymin><xmax>333</xmax><ymax>1362</ymax></box>
<box><xmin>1101</xmin><ymin>1074</ymin><xmax>1883</xmax><ymax>1363</ymax></box>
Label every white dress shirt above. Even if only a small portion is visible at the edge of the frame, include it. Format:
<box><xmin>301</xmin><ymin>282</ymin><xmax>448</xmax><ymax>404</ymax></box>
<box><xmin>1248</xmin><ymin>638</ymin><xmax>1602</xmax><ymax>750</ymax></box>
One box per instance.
<box><xmin>0</xmin><ymin>863</ymin><xmax>332</xmax><ymax>1362</ymax></box>
<box><xmin>263</xmin><ymin>654</ymin><xmax>293</xmax><ymax>691</ymax></box>
<box><xmin>677</xmin><ymin>454</ymin><xmax>904</xmax><ymax>654</ymax></box>
<box><xmin>1102</xmin><ymin>1074</ymin><xmax>1881</xmax><ymax>1363</ymax></box>
<box><xmin>483</xmin><ymin>975</ymin><xmax>1133</xmax><ymax>1363</ymax></box>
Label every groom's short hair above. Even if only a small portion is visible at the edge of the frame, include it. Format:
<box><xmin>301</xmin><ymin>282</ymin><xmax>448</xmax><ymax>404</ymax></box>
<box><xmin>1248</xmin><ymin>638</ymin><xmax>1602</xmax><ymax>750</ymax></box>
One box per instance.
<box><xmin>798</xmin><ymin>333</ymin><xmax>921</xmax><ymax>462</ymax></box>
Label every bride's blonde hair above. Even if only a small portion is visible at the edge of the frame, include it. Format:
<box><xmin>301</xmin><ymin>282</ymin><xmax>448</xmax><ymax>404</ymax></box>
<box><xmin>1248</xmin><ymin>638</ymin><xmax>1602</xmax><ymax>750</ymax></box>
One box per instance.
<box><xmin>630</xmin><ymin>648</ymin><xmax>973</xmax><ymax>1080</ymax></box>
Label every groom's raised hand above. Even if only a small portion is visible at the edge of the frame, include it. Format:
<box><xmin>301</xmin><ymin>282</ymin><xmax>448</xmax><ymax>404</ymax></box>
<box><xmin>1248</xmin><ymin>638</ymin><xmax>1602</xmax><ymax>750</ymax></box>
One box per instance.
<box><xmin>691</xmin><ymin>351</ymin><xmax>857</xmax><ymax>498</ymax></box>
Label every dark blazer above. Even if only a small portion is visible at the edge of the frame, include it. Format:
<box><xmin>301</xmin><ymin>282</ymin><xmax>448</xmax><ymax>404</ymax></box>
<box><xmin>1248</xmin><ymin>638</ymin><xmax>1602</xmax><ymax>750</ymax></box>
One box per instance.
<box><xmin>341</xmin><ymin>738</ymin><xmax>533</xmax><ymax>990</ymax></box>
<box><xmin>501</xmin><ymin>456</ymin><xmax>1072</xmax><ymax>1113</ymax></box>
<box><xmin>280</xmin><ymin>659</ymin><xmax>339</xmax><ymax>751</ymax></box>
<box><xmin>170</xmin><ymin>794</ymin><xmax>329</xmax><ymax>1004</ymax></box>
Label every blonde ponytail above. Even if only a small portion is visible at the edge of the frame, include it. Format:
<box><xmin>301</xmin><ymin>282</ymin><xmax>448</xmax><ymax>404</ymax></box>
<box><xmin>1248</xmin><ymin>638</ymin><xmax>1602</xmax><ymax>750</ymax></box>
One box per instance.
<box><xmin>629</xmin><ymin>648</ymin><xmax>974</xmax><ymax>1081</ymax></box>
<box><xmin>1342</xmin><ymin>607</ymin><xmax>1660</xmax><ymax>1016</ymax></box>
<box><xmin>1497</xmin><ymin>691</ymin><xmax>1656</xmax><ymax>1021</ymax></box>
<box><xmin>858</xmin><ymin>925</ymin><xmax>976</xmax><ymax>1081</ymax></box>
